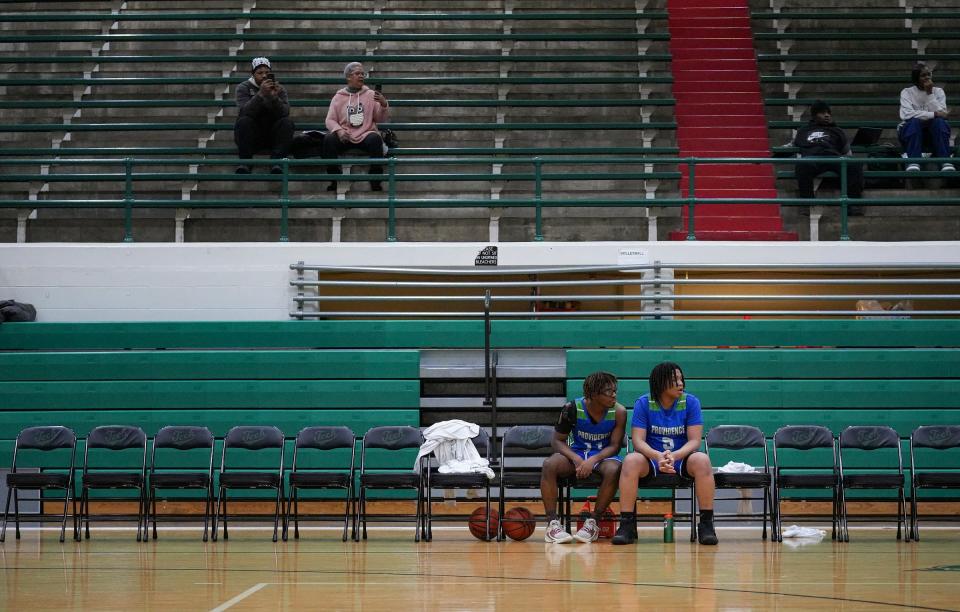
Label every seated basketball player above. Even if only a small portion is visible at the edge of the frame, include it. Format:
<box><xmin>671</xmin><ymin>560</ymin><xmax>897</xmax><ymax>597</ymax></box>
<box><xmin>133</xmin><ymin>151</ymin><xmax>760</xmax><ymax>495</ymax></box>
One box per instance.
<box><xmin>611</xmin><ymin>361</ymin><xmax>718</xmax><ymax>545</ymax></box>
<box><xmin>540</xmin><ymin>371</ymin><xmax>626</xmax><ymax>543</ymax></box>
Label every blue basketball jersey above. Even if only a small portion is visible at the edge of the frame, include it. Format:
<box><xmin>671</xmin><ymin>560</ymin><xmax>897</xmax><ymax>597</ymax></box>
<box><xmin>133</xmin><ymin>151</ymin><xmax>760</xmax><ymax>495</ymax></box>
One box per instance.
<box><xmin>567</xmin><ymin>397</ymin><xmax>619</xmax><ymax>457</ymax></box>
<box><xmin>631</xmin><ymin>392</ymin><xmax>703</xmax><ymax>453</ymax></box>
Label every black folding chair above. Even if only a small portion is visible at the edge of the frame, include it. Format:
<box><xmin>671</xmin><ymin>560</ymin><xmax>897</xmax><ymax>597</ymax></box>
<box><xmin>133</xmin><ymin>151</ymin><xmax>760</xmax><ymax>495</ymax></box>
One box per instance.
<box><xmin>772</xmin><ymin>425</ymin><xmax>840</xmax><ymax>542</ymax></box>
<box><xmin>284</xmin><ymin>426</ymin><xmax>356</xmax><ymax>542</ymax></box>
<box><xmin>909</xmin><ymin>425</ymin><xmax>960</xmax><ymax>541</ymax></box>
<box><xmin>837</xmin><ymin>425</ymin><xmax>906</xmax><ymax>542</ymax></box>
<box><xmin>213</xmin><ymin>426</ymin><xmax>285</xmax><ymax>542</ymax></box>
<box><xmin>78</xmin><ymin>425</ymin><xmax>148</xmax><ymax>542</ymax></box>
<box><xmin>1</xmin><ymin>426</ymin><xmax>77</xmax><ymax>543</ymax></box>
<box><xmin>498</xmin><ymin>425</ymin><xmax>556</xmax><ymax>541</ymax></box>
<box><xmin>148</xmin><ymin>426</ymin><xmax>216</xmax><ymax>542</ymax></box>
<box><xmin>357</xmin><ymin>426</ymin><xmax>424</xmax><ymax>542</ymax></box>
<box><xmin>705</xmin><ymin>425</ymin><xmax>775</xmax><ymax>540</ymax></box>
<box><xmin>422</xmin><ymin>429</ymin><xmax>493</xmax><ymax>542</ymax></box>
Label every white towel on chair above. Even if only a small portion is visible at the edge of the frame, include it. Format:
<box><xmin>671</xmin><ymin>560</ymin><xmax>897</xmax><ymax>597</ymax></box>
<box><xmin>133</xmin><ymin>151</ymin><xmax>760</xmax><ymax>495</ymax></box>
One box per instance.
<box><xmin>718</xmin><ymin>461</ymin><xmax>758</xmax><ymax>473</ymax></box>
<box><xmin>414</xmin><ymin>419</ymin><xmax>495</xmax><ymax>479</ymax></box>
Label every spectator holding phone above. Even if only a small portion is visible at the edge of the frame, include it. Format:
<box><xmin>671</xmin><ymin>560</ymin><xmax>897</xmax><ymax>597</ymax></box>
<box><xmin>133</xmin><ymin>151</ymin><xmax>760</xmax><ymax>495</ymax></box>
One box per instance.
<box><xmin>234</xmin><ymin>57</ymin><xmax>295</xmax><ymax>174</ymax></box>
<box><xmin>322</xmin><ymin>62</ymin><xmax>390</xmax><ymax>191</ymax></box>
<box><xmin>899</xmin><ymin>63</ymin><xmax>955</xmax><ymax>172</ymax></box>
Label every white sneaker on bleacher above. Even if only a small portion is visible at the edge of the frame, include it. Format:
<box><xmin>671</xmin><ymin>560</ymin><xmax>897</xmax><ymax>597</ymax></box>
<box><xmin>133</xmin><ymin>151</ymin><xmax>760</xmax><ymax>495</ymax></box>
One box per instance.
<box><xmin>906</xmin><ymin>163</ymin><xmax>921</xmax><ymax>171</ymax></box>
<box><xmin>942</xmin><ymin>163</ymin><xmax>956</xmax><ymax>172</ymax></box>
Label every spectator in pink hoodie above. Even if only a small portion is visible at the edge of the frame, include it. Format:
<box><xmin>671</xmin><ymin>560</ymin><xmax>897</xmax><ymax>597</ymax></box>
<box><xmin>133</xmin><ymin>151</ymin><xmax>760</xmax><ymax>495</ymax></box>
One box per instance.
<box><xmin>322</xmin><ymin>62</ymin><xmax>390</xmax><ymax>191</ymax></box>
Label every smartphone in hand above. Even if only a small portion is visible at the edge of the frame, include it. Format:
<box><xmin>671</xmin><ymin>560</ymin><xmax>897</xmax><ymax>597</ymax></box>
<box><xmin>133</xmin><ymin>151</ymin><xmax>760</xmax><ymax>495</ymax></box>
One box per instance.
<box><xmin>266</xmin><ymin>72</ymin><xmax>276</xmax><ymax>83</ymax></box>
<box><xmin>374</xmin><ymin>83</ymin><xmax>382</xmax><ymax>92</ymax></box>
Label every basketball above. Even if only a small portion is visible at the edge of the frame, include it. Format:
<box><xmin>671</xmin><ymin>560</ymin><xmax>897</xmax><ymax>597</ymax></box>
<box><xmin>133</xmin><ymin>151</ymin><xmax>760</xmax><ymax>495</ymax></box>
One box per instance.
<box><xmin>502</xmin><ymin>506</ymin><xmax>536</xmax><ymax>541</ymax></box>
<box><xmin>468</xmin><ymin>506</ymin><xmax>499</xmax><ymax>541</ymax></box>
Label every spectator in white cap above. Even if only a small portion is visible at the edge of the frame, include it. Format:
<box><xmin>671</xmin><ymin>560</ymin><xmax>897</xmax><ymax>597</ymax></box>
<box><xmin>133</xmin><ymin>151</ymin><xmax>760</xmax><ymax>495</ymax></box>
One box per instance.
<box><xmin>234</xmin><ymin>57</ymin><xmax>295</xmax><ymax>174</ymax></box>
<box><xmin>321</xmin><ymin>61</ymin><xmax>390</xmax><ymax>191</ymax></box>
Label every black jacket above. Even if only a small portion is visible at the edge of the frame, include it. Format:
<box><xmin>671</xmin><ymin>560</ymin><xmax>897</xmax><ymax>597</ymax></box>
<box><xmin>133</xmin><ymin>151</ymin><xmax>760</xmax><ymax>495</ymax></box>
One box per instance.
<box><xmin>235</xmin><ymin>77</ymin><xmax>290</xmax><ymax>120</ymax></box>
<box><xmin>793</xmin><ymin>121</ymin><xmax>851</xmax><ymax>157</ymax></box>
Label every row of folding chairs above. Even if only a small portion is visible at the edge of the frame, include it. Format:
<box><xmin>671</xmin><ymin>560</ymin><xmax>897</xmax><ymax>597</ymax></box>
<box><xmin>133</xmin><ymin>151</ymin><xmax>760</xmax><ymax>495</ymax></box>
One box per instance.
<box><xmin>4</xmin><ymin>423</ymin><xmax>959</xmax><ymax>544</ymax></box>
<box><xmin>706</xmin><ymin>424</ymin><xmax>960</xmax><ymax>543</ymax></box>
<box><xmin>1</xmin><ymin>424</ymin><xmax>431</xmax><ymax>544</ymax></box>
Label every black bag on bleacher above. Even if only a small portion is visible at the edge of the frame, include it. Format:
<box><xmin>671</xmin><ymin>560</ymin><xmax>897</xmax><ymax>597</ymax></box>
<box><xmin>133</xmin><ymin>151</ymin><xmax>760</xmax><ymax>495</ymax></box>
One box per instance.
<box><xmin>0</xmin><ymin>300</ymin><xmax>37</xmax><ymax>323</ymax></box>
<box><xmin>290</xmin><ymin>130</ymin><xmax>326</xmax><ymax>158</ymax></box>
<box><xmin>866</xmin><ymin>143</ymin><xmax>904</xmax><ymax>188</ymax></box>
<box><xmin>380</xmin><ymin>128</ymin><xmax>399</xmax><ymax>150</ymax></box>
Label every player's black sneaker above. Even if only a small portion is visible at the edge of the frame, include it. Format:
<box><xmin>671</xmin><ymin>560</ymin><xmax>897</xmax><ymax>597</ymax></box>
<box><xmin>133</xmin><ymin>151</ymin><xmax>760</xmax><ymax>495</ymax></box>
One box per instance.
<box><xmin>611</xmin><ymin>517</ymin><xmax>638</xmax><ymax>545</ymax></box>
<box><xmin>697</xmin><ymin>521</ymin><xmax>718</xmax><ymax>545</ymax></box>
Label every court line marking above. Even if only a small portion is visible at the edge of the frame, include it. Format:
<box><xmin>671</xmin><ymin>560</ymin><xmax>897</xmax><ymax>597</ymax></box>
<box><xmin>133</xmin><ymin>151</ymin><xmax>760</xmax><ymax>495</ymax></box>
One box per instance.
<box><xmin>210</xmin><ymin>582</ymin><xmax>268</xmax><ymax>612</ymax></box>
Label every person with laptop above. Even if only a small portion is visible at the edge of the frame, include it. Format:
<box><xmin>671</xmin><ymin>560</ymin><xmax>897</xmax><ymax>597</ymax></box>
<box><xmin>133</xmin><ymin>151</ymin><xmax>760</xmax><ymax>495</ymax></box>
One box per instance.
<box><xmin>898</xmin><ymin>63</ymin><xmax>955</xmax><ymax>172</ymax></box>
<box><xmin>793</xmin><ymin>100</ymin><xmax>864</xmax><ymax>215</ymax></box>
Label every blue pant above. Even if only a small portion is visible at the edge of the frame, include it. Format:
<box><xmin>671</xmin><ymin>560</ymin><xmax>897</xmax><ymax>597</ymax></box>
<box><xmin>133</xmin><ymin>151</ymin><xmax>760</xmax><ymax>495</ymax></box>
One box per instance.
<box><xmin>898</xmin><ymin>117</ymin><xmax>952</xmax><ymax>160</ymax></box>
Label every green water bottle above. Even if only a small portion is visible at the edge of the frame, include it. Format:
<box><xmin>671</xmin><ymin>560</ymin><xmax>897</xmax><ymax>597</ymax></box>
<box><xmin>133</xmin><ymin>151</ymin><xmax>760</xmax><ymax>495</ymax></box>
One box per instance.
<box><xmin>663</xmin><ymin>512</ymin><xmax>674</xmax><ymax>543</ymax></box>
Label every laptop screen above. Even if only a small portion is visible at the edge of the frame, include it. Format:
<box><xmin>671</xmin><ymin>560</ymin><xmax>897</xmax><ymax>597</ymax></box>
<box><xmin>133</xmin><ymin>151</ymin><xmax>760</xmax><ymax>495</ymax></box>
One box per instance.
<box><xmin>851</xmin><ymin>127</ymin><xmax>883</xmax><ymax>147</ymax></box>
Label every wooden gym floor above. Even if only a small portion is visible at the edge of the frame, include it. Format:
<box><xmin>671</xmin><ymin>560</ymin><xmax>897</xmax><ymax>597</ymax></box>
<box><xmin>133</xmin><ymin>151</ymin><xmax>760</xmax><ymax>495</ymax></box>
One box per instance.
<box><xmin>2</xmin><ymin>523</ymin><xmax>959</xmax><ymax>611</ymax></box>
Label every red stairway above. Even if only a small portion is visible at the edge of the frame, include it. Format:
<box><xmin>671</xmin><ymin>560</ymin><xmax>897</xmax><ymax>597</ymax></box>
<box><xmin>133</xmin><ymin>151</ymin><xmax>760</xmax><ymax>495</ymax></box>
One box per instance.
<box><xmin>666</xmin><ymin>0</ymin><xmax>797</xmax><ymax>240</ymax></box>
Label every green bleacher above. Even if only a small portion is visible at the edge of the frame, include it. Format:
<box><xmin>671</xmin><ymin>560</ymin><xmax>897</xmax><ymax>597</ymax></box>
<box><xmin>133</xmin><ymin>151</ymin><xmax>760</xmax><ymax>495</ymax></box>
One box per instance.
<box><xmin>2</xmin><ymin>317</ymin><xmax>959</xmax><ymax>505</ymax></box>
<box><xmin>3</xmin><ymin>319</ymin><xmax>959</xmax><ymax>460</ymax></box>
<box><xmin>0</xmin><ymin>2</ymin><xmax>680</xmax><ymax>242</ymax></box>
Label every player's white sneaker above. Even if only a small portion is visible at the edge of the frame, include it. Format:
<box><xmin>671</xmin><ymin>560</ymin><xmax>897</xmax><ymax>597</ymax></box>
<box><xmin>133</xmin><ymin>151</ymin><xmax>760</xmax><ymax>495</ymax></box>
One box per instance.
<box><xmin>573</xmin><ymin>518</ymin><xmax>600</xmax><ymax>543</ymax></box>
<box><xmin>544</xmin><ymin>519</ymin><xmax>573</xmax><ymax>543</ymax></box>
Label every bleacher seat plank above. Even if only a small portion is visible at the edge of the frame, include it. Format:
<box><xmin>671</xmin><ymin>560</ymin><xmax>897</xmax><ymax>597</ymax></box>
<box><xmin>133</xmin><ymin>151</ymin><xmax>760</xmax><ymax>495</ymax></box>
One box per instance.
<box><xmin>4</xmin><ymin>320</ymin><xmax>960</xmax><ymax>350</ymax></box>
<box><xmin>566</xmin><ymin>379</ymin><xmax>960</xmax><ymax>409</ymax></box>
<box><xmin>0</xmin><ymin>379</ymin><xmax>419</xmax><ymax>410</ymax></box>
<box><xmin>0</xmin><ymin>349</ymin><xmax>420</xmax><ymax>381</ymax></box>
<box><xmin>567</xmin><ymin>348</ymin><xmax>960</xmax><ymax>379</ymax></box>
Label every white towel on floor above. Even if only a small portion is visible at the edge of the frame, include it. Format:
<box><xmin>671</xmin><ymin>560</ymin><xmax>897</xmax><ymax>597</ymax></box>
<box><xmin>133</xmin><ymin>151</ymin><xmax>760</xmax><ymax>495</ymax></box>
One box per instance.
<box><xmin>780</xmin><ymin>525</ymin><xmax>826</xmax><ymax>548</ymax></box>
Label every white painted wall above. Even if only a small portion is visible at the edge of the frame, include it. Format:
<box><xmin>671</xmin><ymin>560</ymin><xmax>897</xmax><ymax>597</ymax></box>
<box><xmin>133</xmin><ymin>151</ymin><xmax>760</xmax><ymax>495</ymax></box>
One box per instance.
<box><xmin>1</xmin><ymin>241</ymin><xmax>958</xmax><ymax>321</ymax></box>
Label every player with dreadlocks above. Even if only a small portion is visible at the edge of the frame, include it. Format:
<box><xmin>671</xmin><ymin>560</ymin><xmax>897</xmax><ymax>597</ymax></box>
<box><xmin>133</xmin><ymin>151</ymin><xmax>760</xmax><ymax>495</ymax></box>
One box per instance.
<box><xmin>540</xmin><ymin>371</ymin><xmax>627</xmax><ymax>544</ymax></box>
<box><xmin>611</xmin><ymin>362</ymin><xmax>718</xmax><ymax>545</ymax></box>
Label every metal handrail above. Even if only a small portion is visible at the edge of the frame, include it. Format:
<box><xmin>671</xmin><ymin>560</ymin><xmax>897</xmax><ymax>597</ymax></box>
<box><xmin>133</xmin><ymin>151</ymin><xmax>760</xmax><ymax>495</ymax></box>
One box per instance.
<box><xmin>6</xmin><ymin>156</ymin><xmax>960</xmax><ymax>242</ymax></box>
<box><xmin>290</xmin><ymin>310</ymin><xmax>960</xmax><ymax>318</ymax></box>
<box><xmin>289</xmin><ymin>263</ymin><xmax>960</xmax><ymax>319</ymax></box>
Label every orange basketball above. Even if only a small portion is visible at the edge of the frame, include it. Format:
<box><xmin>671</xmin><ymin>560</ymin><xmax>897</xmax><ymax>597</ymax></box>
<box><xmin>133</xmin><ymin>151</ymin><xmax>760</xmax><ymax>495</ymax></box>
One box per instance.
<box><xmin>502</xmin><ymin>506</ymin><xmax>536</xmax><ymax>541</ymax></box>
<box><xmin>468</xmin><ymin>506</ymin><xmax>499</xmax><ymax>541</ymax></box>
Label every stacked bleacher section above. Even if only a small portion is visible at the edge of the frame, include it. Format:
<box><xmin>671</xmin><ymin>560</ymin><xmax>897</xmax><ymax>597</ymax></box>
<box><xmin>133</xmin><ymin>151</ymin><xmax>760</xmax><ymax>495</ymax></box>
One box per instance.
<box><xmin>0</xmin><ymin>0</ymin><xmax>681</xmax><ymax>242</ymax></box>
<box><xmin>3</xmin><ymin>1</ymin><xmax>960</xmax><ymax>535</ymax></box>
<box><xmin>750</xmin><ymin>0</ymin><xmax>960</xmax><ymax>240</ymax></box>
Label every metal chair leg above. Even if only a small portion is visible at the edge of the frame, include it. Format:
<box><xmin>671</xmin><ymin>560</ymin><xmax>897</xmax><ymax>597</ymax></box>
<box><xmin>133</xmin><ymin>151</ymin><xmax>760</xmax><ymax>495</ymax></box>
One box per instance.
<box><xmin>13</xmin><ymin>489</ymin><xmax>21</xmax><ymax>540</ymax></box>
<box><xmin>271</xmin><ymin>487</ymin><xmax>282</xmax><ymax>543</ymax></box>
<box><xmin>58</xmin><ymin>487</ymin><xmax>71</xmax><ymax>544</ymax></box>
<box><xmin>211</xmin><ymin>486</ymin><xmax>223</xmax><ymax>542</ymax></box>
<box><xmin>202</xmin><ymin>485</ymin><xmax>212</xmax><ymax>543</ymax></box>
<box><xmin>0</xmin><ymin>489</ymin><xmax>12</xmax><ymax>542</ymax></box>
